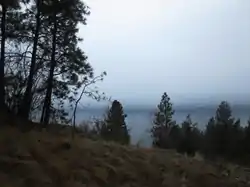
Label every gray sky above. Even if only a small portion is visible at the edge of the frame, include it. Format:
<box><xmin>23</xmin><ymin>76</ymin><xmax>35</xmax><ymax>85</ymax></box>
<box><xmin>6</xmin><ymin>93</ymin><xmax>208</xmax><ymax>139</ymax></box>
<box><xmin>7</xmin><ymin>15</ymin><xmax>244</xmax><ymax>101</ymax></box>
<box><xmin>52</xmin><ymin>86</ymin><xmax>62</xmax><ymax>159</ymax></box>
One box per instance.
<box><xmin>78</xmin><ymin>0</ymin><xmax>250</xmax><ymax>106</ymax></box>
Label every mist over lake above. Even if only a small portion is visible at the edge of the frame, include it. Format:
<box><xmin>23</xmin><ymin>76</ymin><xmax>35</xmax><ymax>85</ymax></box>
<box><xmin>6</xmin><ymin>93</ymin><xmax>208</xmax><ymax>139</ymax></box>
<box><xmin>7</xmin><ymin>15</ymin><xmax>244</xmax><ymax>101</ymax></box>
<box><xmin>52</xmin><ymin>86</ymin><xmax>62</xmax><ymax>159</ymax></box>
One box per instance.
<box><xmin>75</xmin><ymin>104</ymin><xmax>250</xmax><ymax>147</ymax></box>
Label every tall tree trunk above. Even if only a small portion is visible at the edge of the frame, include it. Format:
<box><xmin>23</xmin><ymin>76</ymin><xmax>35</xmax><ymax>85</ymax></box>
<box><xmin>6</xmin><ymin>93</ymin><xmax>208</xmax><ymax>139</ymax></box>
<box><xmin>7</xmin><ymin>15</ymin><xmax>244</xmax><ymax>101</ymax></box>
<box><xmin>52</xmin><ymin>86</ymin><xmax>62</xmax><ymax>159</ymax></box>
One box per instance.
<box><xmin>19</xmin><ymin>0</ymin><xmax>41</xmax><ymax>119</ymax></box>
<box><xmin>41</xmin><ymin>10</ymin><xmax>57</xmax><ymax>126</ymax></box>
<box><xmin>0</xmin><ymin>5</ymin><xmax>6</xmax><ymax>109</ymax></box>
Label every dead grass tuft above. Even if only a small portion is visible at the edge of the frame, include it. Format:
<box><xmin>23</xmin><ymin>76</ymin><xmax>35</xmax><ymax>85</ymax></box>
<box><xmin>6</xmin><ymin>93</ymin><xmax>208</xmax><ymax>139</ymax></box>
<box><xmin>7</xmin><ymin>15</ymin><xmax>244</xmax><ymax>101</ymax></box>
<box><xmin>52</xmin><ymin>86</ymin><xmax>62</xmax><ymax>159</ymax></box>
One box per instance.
<box><xmin>0</xmin><ymin>126</ymin><xmax>249</xmax><ymax>187</ymax></box>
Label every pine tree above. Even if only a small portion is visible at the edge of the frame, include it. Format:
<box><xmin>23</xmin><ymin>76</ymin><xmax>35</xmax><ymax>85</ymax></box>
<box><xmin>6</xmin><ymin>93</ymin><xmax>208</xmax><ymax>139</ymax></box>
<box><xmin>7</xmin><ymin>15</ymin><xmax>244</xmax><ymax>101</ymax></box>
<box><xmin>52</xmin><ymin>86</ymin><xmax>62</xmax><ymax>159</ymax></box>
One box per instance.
<box><xmin>215</xmin><ymin>101</ymin><xmax>238</xmax><ymax>157</ymax></box>
<box><xmin>39</xmin><ymin>0</ymin><xmax>92</xmax><ymax>125</ymax></box>
<box><xmin>0</xmin><ymin>0</ymin><xmax>20</xmax><ymax>109</ymax></box>
<box><xmin>40</xmin><ymin>0</ymin><xmax>62</xmax><ymax>125</ymax></box>
<box><xmin>243</xmin><ymin>118</ymin><xmax>250</xmax><ymax>155</ymax></box>
<box><xmin>0</xmin><ymin>0</ymin><xmax>103</xmax><ymax>126</ymax></box>
<box><xmin>215</xmin><ymin>101</ymin><xmax>234</xmax><ymax>125</ymax></box>
<box><xmin>103</xmin><ymin>100</ymin><xmax>130</xmax><ymax>144</ymax></box>
<box><xmin>3</xmin><ymin>0</ymin><xmax>31</xmax><ymax>113</ymax></box>
<box><xmin>204</xmin><ymin>101</ymin><xmax>242</xmax><ymax>158</ymax></box>
<box><xmin>151</xmin><ymin>92</ymin><xmax>175</xmax><ymax>149</ymax></box>
<box><xmin>203</xmin><ymin>117</ymin><xmax>216</xmax><ymax>157</ymax></box>
<box><xmin>178</xmin><ymin>114</ymin><xmax>200</xmax><ymax>156</ymax></box>
<box><xmin>19</xmin><ymin>0</ymin><xmax>43</xmax><ymax>119</ymax></box>
<box><xmin>4</xmin><ymin>2</ymin><xmax>45</xmax><ymax>117</ymax></box>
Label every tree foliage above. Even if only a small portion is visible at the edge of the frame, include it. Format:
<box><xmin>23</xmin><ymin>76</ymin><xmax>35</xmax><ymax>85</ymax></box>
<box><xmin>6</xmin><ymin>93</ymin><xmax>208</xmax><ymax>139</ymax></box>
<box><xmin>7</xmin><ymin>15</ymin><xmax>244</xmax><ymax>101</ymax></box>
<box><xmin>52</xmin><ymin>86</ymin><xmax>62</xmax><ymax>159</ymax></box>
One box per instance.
<box><xmin>151</xmin><ymin>93</ymin><xmax>250</xmax><ymax>165</ymax></box>
<box><xmin>151</xmin><ymin>92</ymin><xmax>176</xmax><ymax>149</ymax></box>
<box><xmin>177</xmin><ymin>115</ymin><xmax>202</xmax><ymax>156</ymax></box>
<box><xmin>204</xmin><ymin>101</ymin><xmax>242</xmax><ymax>158</ymax></box>
<box><xmin>0</xmin><ymin>0</ymin><xmax>105</xmax><ymax>126</ymax></box>
<box><xmin>101</xmin><ymin>100</ymin><xmax>130</xmax><ymax>144</ymax></box>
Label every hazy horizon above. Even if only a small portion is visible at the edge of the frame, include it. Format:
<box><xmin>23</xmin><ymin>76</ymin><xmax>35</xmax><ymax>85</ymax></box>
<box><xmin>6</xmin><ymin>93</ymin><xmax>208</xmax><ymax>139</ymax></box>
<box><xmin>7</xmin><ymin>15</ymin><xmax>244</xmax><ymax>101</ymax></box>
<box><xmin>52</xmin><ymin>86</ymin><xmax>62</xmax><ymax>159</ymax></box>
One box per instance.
<box><xmin>77</xmin><ymin>99</ymin><xmax>250</xmax><ymax>111</ymax></box>
<box><xmin>75</xmin><ymin>99</ymin><xmax>250</xmax><ymax>146</ymax></box>
<box><xmin>76</xmin><ymin>0</ymin><xmax>250</xmax><ymax>107</ymax></box>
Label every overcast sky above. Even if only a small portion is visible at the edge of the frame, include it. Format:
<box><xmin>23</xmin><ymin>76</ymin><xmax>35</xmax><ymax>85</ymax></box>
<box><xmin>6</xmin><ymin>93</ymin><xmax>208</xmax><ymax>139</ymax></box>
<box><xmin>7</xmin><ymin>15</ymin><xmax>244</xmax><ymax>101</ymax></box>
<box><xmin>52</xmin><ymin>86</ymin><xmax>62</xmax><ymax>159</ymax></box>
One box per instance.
<box><xmin>78</xmin><ymin>0</ymin><xmax>250</xmax><ymax>106</ymax></box>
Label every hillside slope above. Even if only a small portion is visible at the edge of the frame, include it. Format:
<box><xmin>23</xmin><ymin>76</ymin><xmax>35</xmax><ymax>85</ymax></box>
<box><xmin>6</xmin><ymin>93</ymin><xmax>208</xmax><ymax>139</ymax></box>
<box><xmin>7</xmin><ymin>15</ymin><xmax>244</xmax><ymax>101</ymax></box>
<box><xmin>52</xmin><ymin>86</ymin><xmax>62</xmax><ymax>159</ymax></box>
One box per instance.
<box><xmin>0</xmin><ymin>126</ymin><xmax>250</xmax><ymax>187</ymax></box>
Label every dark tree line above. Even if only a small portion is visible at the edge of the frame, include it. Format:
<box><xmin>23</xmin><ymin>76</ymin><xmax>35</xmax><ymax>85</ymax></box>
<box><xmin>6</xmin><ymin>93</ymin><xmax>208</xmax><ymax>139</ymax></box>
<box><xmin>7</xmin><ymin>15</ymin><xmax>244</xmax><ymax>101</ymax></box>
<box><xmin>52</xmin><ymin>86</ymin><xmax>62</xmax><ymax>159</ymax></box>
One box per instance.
<box><xmin>79</xmin><ymin>99</ymin><xmax>130</xmax><ymax>145</ymax></box>
<box><xmin>151</xmin><ymin>92</ymin><xmax>250</xmax><ymax>165</ymax></box>
<box><xmin>76</xmin><ymin>93</ymin><xmax>250</xmax><ymax>163</ymax></box>
<box><xmin>0</xmin><ymin>0</ymin><xmax>105</xmax><ymax>125</ymax></box>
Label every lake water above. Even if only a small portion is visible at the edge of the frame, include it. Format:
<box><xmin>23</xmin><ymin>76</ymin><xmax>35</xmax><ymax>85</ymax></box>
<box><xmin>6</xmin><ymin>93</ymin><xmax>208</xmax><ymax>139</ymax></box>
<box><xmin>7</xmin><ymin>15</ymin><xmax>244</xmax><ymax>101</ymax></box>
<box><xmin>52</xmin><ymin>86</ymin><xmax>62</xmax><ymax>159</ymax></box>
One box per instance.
<box><xmin>74</xmin><ymin>105</ymin><xmax>250</xmax><ymax>147</ymax></box>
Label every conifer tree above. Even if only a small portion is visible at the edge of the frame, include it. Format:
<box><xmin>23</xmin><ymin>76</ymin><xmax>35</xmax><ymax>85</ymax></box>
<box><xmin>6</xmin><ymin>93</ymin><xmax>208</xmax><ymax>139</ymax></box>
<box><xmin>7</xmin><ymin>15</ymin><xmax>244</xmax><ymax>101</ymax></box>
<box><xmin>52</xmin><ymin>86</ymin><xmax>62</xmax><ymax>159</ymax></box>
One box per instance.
<box><xmin>0</xmin><ymin>0</ymin><xmax>20</xmax><ymax>109</ymax></box>
<box><xmin>178</xmin><ymin>114</ymin><xmax>201</xmax><ymax>156</ymax></box>
<box><xmin>244</xmin><ymin>119</ymin><xmax>250</xmax><ymax>154</ymax></box>
<box><xmin>2</xmin><ymin>0</ymin><xmax>101</xmax><ymax>124</ymax></box>
<box><xmin>19</xmin><ymin>0</ymin><xmax>42</xmax><ymax>119</ymax></box>
<box><xmin>103</xmin><ymin>100</ymin><xmax>130</xmax><ymax>144</ymax></box>
<box><xmin>204</xmin><ymin>101</ymin><xmax>242</xmax><ymax>158</ymax></box>
<box><xmin>40</xmin><ymin>0</ymin><xmax>92</xmax><ymax>125</ymax></box>
<box><xmin>151</xmin><ymin>92</ymin><xmax>175</xmax><ymax>148</ymax></box>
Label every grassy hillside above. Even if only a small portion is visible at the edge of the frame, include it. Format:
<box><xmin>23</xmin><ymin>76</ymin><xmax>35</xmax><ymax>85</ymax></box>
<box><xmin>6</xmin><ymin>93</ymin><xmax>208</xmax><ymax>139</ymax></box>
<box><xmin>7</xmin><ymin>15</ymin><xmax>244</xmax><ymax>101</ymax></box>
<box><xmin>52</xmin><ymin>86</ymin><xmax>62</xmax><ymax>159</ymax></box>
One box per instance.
<box><xmin>0</xmin><ymin>125</ymin><xmax>250</xmax><ymax>187</ymax></box>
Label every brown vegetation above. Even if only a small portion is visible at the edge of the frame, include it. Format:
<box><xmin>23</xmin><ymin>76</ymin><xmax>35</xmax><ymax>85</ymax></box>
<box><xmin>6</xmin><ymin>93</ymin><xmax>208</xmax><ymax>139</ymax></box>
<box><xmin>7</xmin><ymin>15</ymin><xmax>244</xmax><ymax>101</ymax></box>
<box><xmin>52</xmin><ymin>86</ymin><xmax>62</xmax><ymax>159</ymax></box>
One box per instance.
<box><xmin>0</xmin><ymin>123</ymin><xmax>250</xmax><ymax>187</ymax></box>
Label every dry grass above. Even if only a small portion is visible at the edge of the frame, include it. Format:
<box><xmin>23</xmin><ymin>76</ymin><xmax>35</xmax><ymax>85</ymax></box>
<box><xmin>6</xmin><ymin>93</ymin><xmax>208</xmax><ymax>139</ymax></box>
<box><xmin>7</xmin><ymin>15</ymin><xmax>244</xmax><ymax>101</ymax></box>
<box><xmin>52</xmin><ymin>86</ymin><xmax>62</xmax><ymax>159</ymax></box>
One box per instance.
<box><xmin>0</xmin><ymin>126</ymin><xmax>250</xmax><ymax>187</ymax></box>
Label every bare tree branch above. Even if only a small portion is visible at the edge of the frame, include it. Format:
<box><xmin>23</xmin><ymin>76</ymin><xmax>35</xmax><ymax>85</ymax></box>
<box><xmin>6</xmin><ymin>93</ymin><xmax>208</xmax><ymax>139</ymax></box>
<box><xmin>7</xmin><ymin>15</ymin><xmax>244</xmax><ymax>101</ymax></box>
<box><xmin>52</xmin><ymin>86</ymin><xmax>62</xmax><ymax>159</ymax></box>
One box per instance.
<box><xmin>71</xmin><ymin>72</ymin><xmax>107</xmax><ymax>139</ymax></box>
